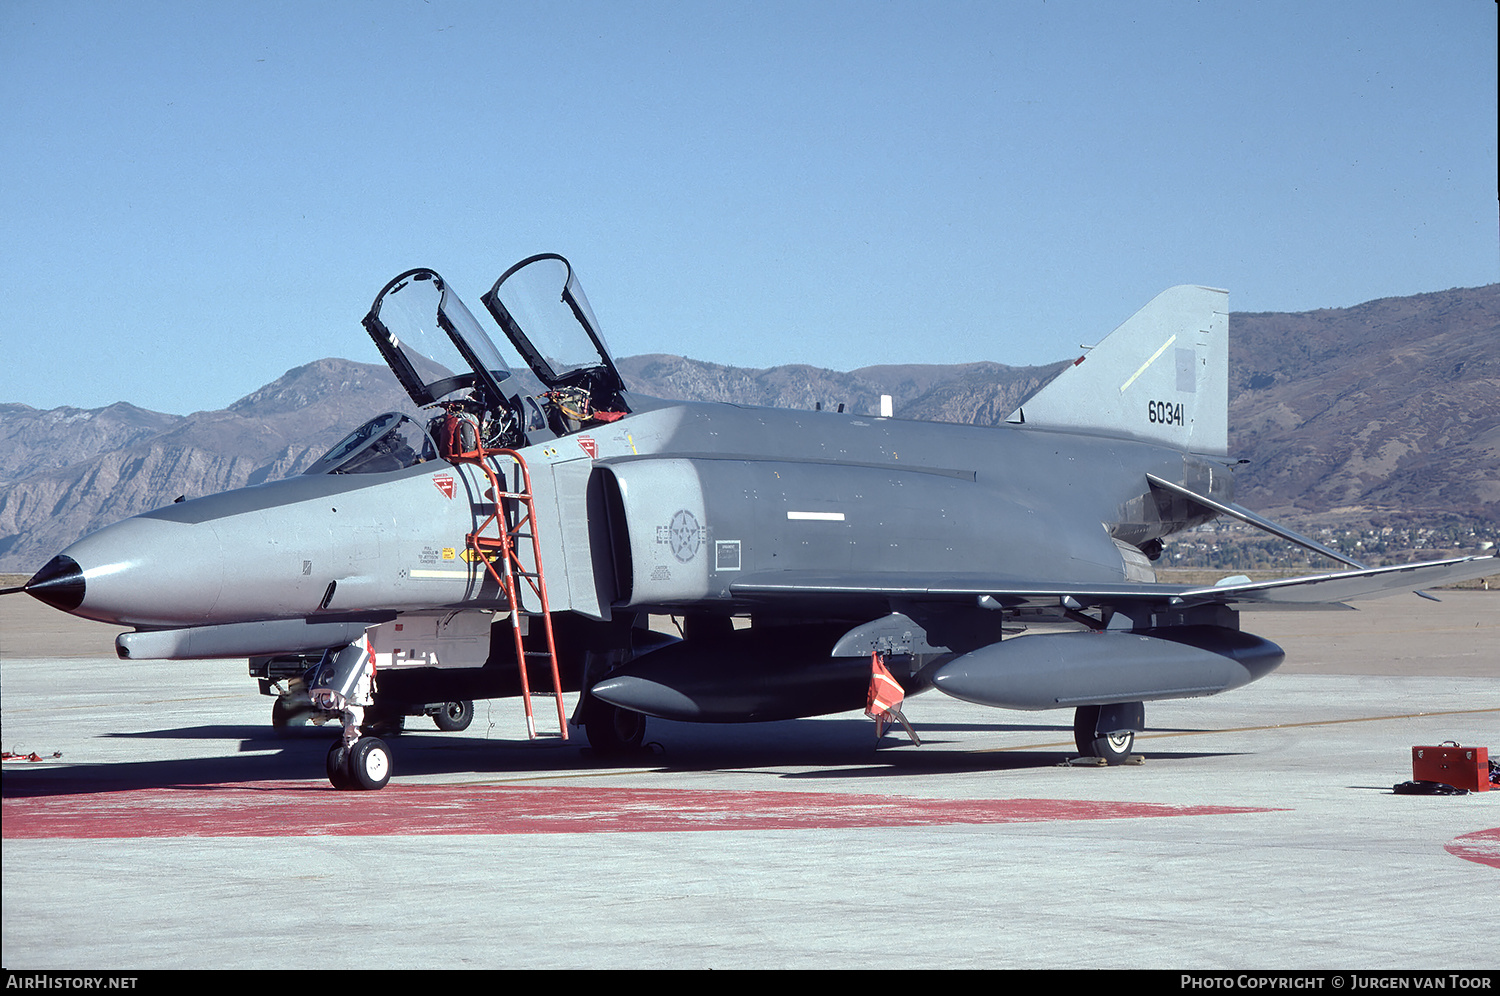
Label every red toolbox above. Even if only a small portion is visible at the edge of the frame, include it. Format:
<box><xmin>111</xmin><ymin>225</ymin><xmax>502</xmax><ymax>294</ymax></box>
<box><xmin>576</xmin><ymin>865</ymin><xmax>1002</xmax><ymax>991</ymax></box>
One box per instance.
<box><xmin>1412</xmin><ymin>743</ymin><xmax>1490</xmax><ymax>792</ymax></box>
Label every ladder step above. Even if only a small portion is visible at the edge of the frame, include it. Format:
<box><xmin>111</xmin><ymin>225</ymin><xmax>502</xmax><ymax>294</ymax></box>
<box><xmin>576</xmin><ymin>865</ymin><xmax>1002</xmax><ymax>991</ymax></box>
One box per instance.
<box><xmin>466</xmin><ymin>445</ymin><xmax>569</xmax><ymax>742</ymax></box>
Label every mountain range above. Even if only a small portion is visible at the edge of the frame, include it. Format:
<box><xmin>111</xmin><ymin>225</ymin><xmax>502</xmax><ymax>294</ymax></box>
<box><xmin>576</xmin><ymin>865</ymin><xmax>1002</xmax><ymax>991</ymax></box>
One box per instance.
<box><xmin>2</xmin><ymin>283</ymin><xmax>1496</xmax><ymax>573</ymax></box>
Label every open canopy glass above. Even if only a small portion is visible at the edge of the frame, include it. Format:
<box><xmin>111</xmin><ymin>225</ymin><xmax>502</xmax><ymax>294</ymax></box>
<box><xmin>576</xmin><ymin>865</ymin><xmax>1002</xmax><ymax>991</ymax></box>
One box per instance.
<box><xmin>362</xmin><ymin>269</ymin><xmax>514</xmax><ymax>410</ymax></box>
<box><xmin>482</xmin><ymin>253</ymin><xmax>628</xmax><ymax>413</ymax></box>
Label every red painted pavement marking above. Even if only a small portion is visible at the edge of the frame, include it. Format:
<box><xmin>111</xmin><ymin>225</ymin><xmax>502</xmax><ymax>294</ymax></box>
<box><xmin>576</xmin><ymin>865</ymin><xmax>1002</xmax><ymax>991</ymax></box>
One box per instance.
<box><xmin>2</xmin><ymin>782</ymin><xmax>1277</xmax><ymax>839</ymax></box>
<box><xmin>1444</xmin><ymin>827</ymin><xmax>1500</xmax><ymax>869</ymax></box>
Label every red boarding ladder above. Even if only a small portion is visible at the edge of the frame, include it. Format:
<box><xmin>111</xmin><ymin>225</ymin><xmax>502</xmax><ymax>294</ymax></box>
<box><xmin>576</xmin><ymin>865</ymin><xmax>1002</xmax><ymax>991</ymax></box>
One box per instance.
<box><xmin>462</xmin><ymin>444</ymin><xmax>568</xmax><ymax>740</ymax></box>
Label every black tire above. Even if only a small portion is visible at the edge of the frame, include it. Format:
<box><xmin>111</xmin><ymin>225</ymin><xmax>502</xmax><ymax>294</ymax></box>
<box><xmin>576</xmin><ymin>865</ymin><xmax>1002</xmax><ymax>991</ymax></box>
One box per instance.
<box><xmin>326</xmin><ymin>741</ymin><xmax>352</xmax><ymax>790</ymax></box>
<box><xmin>582</xmin><ymin>695</ymin><xmax>647</xmax><ymax>756</ymax></box>
<box><xmin>1073</xmin><ymin>704</ymin><xmax>1135</xmax><ymax>765</ymax></box>
<box><xmin>433</xmin><ymin>700</ymin><xmax>474</xmax><ymax>732</ymax></box>
<box><xmin>348</xmin><ymin>737</ymin><xmax>392</xmax><ymax>791</ymax></box>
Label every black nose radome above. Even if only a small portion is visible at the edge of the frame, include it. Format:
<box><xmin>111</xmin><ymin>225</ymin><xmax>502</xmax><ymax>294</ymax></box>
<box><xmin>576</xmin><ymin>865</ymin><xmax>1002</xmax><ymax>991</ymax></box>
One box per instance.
<box><xmin>25</xmin><ymin>555</ymin><xmax>87</xmax><ymax>612</ymax></box>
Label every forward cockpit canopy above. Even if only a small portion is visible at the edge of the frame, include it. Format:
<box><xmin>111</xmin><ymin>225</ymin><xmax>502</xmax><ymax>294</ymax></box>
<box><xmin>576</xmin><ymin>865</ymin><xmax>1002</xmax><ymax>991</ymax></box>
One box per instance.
<box><xmin>363</xmin><ymin>269</ymin><xmax>515</xmax><ymax>411</ymax></box>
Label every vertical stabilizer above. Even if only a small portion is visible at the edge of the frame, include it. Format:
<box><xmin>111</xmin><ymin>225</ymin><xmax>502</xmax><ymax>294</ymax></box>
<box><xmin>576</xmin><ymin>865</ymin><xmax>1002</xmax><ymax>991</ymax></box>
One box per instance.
<box><xmin>1009</xmin><ymin>285</ymin><xmax>1228</xmax><ymax>455</ymax></box>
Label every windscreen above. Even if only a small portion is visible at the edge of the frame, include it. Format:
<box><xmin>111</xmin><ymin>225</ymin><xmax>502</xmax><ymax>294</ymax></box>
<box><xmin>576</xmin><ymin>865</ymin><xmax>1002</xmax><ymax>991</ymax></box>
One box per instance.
<box><xmin>303</xmin><ymin>413</ymin><xmax>437</xmax><ymax>475</ymax></box>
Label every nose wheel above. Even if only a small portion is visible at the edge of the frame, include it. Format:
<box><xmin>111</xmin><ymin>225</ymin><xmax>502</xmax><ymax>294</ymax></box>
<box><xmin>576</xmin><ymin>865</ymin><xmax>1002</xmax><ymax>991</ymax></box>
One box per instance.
<box><xmin>326</xmin><ymin>737</ymin><xmax>392</xmax><ymax>790</ymax></box>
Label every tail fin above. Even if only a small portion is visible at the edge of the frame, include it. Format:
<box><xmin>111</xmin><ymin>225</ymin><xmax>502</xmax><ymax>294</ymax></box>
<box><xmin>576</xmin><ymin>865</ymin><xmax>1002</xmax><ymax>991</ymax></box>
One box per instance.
<box><xmin>1008</xmin><ymin>285</ymin><xmax>1229</xmax><ymax>455</ymax></box>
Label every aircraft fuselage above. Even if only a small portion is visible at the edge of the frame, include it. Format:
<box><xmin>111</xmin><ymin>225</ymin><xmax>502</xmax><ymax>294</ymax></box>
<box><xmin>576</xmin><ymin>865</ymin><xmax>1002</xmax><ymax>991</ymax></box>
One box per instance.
<box><xmin>37</xmin><ymin>395</ymin><xmax>1227</xmax><ymax>635</ymax></box>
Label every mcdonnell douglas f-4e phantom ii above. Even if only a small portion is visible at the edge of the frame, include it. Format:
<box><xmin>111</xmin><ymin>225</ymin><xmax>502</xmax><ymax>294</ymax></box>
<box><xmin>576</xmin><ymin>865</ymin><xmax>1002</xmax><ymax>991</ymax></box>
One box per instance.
<box><xmin>10</xmin><ymin>254</ymin><xmax>1496</xmax><ymax>789</ymax></box>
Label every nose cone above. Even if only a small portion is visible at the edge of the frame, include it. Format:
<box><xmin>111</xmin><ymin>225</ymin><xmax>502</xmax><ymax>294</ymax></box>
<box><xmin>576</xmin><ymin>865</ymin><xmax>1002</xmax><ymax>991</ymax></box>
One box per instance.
<box><xmin>35</xmin><ymin>515</ymin><xmax>226</xmax><ymax>626</ymax></box>
<box><xmin>24</xmin><ymin>554</ymin><xmax>87</xmax><ymax>612</ymax></box>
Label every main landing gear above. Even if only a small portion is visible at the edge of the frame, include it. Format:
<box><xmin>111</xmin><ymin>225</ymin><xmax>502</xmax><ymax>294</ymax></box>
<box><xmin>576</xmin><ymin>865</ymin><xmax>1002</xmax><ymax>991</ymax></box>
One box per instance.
<box><xmin>1073</xmin><ymin>702</ymin><xmax>1144</xmax><ymax>765</ymax></box>
<box><xmin>431</xmin><ymin>699</ymin><xmax>474</xmax><ymax>732</ymax></box>
<box><xmin>581</xmin><ymin>694</ymin><xmax>647</xmax><ymax>756</ymax></box>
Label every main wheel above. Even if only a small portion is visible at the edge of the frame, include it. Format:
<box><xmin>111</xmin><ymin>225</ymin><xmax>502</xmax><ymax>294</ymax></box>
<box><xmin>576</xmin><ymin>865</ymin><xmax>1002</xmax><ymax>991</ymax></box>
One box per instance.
<box><xmin>433</xmin><ymin>700</ymin><xmax>474</xmax><ymax>732</ymax></box>
<box><xmin>326</xmin><ymin>741</ymin><xmax>352</xmax><ymax>790</ymax></box>
<box><xmin>582</xmin><ymin>695</ymin><xmax>647</xmax><ymax>756</ymax></box>
<box><xmin>1073</xmin><ymin>704</ymin><xmax>1136</xmax><ymax>765</ymax></box>
<box><xmin>348</xmin><ymin>737</ymin><xmax>392</xmax><ymax>790</ymax></box>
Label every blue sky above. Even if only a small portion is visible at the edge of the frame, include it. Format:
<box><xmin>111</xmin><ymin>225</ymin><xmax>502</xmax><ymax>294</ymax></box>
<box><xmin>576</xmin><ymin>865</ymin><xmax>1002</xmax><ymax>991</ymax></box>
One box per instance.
<box><xmin>3</xmin><ymin>0</ymin><xmax>1496</xmax><ymax>415</ymax></box>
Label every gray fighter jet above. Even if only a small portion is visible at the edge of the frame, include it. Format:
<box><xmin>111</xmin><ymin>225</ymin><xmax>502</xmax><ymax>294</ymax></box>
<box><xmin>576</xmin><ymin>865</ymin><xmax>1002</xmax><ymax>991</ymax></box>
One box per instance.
<box><xmin>10</xmin><ymin>254</ymin><xmax>1495</xmax><ymax>789</ymax></box>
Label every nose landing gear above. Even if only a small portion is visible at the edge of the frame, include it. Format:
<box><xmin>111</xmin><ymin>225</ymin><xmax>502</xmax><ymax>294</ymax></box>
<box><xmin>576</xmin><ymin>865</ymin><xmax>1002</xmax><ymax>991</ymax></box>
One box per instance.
<box><xmin>326</xmin><ymin>736</ymin><xmax>392</xmax><ymax>790</ymax></box>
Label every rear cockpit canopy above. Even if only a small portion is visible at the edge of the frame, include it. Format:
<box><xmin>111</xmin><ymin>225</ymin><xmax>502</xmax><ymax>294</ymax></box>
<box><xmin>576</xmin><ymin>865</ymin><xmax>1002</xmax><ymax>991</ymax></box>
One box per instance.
<box><xmin>483</xmin><ymin>253</ymin><xmax>629</xmax><ymax>415</ymax></box>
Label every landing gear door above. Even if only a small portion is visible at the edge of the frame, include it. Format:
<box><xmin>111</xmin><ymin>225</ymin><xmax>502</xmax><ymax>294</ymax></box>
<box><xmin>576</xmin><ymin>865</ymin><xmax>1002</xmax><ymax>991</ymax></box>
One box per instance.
<box><xmin>482</xmin><ymin>254</ymin><xmax>629</xmax><ymax>414</ymax></box>
<box><xmin>363</xmin><ymin>269</ymin><xmax>515</xmax><ymax>411</ymax></box>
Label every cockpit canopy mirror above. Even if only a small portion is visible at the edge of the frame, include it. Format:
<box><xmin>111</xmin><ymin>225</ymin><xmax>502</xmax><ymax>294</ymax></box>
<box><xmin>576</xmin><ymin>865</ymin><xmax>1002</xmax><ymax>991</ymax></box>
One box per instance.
<box><xmin>482</xmin><ymin>254</ymin><xmax>628</xmax><ymax>411</ymax></box>
<box><xmin>363</xmin><ymin>269</ymin><xmax>514</xmax><ymax>410</ymax></box>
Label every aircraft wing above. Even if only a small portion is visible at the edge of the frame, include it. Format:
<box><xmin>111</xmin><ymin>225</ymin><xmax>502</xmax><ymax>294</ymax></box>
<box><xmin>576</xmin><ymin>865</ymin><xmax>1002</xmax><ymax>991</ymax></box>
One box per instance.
<box><xmin>1172</xmin><ymin>551</ymin><xmax>1499</xmax><ymax>605</ymax></box>
<box><xmin>729</xmin><ymin>550</ymin><xmax>1499</xmax><ymax>611</ymax></box>
<box><xmin>730</xmin><ymin>572</ymin><xmax>1191</xmax><ymax>606</ymax></box>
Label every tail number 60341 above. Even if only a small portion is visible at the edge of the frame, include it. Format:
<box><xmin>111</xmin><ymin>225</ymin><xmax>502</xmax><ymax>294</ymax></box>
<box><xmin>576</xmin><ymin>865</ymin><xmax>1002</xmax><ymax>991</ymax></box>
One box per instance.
<box><xmin>1148</xmin><ymin>400</ymin><xmax>1185</xmax><ymax>426</ymax></box>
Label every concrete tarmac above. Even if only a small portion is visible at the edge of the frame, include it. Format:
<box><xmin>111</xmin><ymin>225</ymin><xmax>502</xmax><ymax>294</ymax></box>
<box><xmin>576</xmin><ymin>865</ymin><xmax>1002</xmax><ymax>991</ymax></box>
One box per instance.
<box><xmin>2</xmin><ymin>593</ymin><xmax>1496</xmax><ymax>970</ymax></box>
